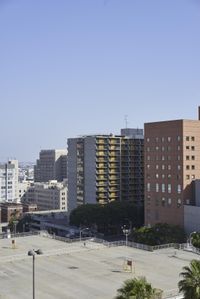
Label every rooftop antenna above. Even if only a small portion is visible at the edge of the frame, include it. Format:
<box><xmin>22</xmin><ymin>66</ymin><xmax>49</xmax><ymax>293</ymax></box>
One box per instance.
<box><xmin>124</xmin><ymin>115</ymin><xmax>128</xmax><ymax>129</ymax></box>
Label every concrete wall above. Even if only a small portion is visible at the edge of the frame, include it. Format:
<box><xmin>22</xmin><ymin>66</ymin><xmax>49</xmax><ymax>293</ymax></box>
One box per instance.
<box><xmin>67</xmin><ymin>139</ymin><xmax>78</xmax><ymax>212</ymax></box>
<box><xmin>84</xmin><ymin>137</ymin><xmax>96</xmax><ymax>204</ymax></box>
<box><xmin>184</xmin><ymin>205</ymin><xmax>200</xmax><ymax>234</ymax></box>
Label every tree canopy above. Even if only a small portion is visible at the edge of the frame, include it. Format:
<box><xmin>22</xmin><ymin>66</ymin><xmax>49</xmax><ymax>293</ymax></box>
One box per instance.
<box><xmin>115</xmin><ymin>277</ymin><xmax>162</xmax><ymax>299</ymax></box>
<box><xmin>69</xmin><ymin>201</ymin><xmax>143</xmax><ymax>235</ymax></box>
<box><xmin>178</xmin><ymin>260</ymin><xmax>200</xmax><ymax>299</ymax></box>
<box><xmin>131</xmin><ymin>223</ymin><xmax>186</xmax><ymax>246</ymax></box>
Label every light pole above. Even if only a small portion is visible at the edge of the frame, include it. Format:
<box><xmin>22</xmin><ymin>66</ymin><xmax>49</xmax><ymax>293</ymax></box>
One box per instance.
<box><xmin>28</xmin><ymin>249</ymin><xmax>43</xmax><ymax>299</ymax></box>
<box><xmin>79</xmin><ymin>227</ymin><xmax>89</xmax><ymax>242</ymax></box>
<box><xmin>13</xmin><ymin>220</ymin><xmax>18</xmax><ymax>237</ymax></box>
<box><xmin>122</xmin><ymin>225</ymin><xmax>131</xmax><ymax>247</ymax></box>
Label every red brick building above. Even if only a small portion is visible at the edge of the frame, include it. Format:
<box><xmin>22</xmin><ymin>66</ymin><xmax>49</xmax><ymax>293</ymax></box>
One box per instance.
<box><xmin>145</xmin><ymin>109</ymin><xmax>200</xmax><ymax>227</ymax></box>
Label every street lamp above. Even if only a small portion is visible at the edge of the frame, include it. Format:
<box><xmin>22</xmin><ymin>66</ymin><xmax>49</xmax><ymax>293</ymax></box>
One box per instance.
<box><xmin>122</xmin><ymin>225</ymin><xmax>131</xmax><ymax>247</ymax></box>
<box><xmin>28</xmin><ymin>249</ymin><xmax>43</xmax><ymax>299</ymax></box>
<box><xmin>13</xmin><ymin>220</ymin><xmax>18</xmax><ymax>236</ymax></box>
<box><xmin>79</xmin><ymin>227</ymin><xmax>89</xmax><ymax>242</ymax></box>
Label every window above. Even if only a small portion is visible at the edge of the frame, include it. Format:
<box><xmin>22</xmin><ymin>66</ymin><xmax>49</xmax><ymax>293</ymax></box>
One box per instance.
<box><xmin>177</xmin><ymin>184</ymin><xmax>181</xmax><ymax>194</ymax></box>
<box><xmin>192</xmin><ymin>175</ymin><xmax>195</xmax><ymax>180</ymax></box>
<box><xmin>177</xmin><ymin>136</ymin><xmax>181</xmax><ymax>141</ymax></box>
<box><xmin>156</xmin><ymin>164</ymin><xmax>159</xmax><ymax>170</ymax></box>
<box><xmin>147</xmin><ymin>183</ymin><xmax>150</xmax><ymax>192</ymax></box>
<box><xmin>168</xmin><ymin>174</ymin><xmax>171</xmax><ymax>179</ymax></box>
<box><xmin>177</xmin><ymin>165</ymin><xmax>181</xmax><ymax>170</ymax></box>
<box><xmin>162</xmin><ymin>146</ymin><xmax>165</xmax><ymax>152</ymax></box>
<box><xmin>191</xmin><ymin>146</ymin><xmax>195</xmax><ymax>151</ymax></box>
<box><xmin>177</xmin><ymin>155</ymin><xmax>181</xmax><ymax>161</ymax></box>
<box><xmin>162</xmin><ymin>184</ymin><xmax>165</xmax><ymax>193</ymax></box>
<box><xmin>162</xmin><ymin>164</ymin><xmax>165</xmax><ymax>170</ymax></box>
<box><xmin>168</xmin><ymin>165</ymin><xmax>171</xmax><ymax>170</ymax></box>
<box><xmin>192</xmin><ymin>156</ymin><xmax>195</xmax><ymax>160</ymax></box>
<box><xmin>167</xmin><ymin>137</ymin><xmax>171</xmax><ymax>142</ymax></box>
<box><xmin>186</xmin><ymin>156</ymin><xmax>190</xmax><ymax>160</ymax></box>
<box><xmin>167</xmin><ymin>156</ymin><xmax>171</xmax><ymax>161</ymax></box>
<box><xmin>147</xmin><ymin>155</ymin><xmax>150</xmax><ymax>161</ymax></box>
<box><xmin>155</xmin><ymin>173</ymin><xmax>159</xmax><ymax>178</ymax></box>
<box><xmin>191</xmin><ymin>136</ymin><xmax>195</xmax><ymax>141</ymax></box>
<box><xmin>155</xmin><ymin>198</ymin><xmax>159</xmax><ymax>206</ymax></box>
<box><xmin>146</xmin><ymin>138</ymin><xmax>150</xmax><ymax>142</ymax></box>
<box><xmin>155</xmin><ymin>146</ymin><xmax>159</xmax><ymax>151</ymax></box>
<box><xmin>162</xmin><ymin>174</ymin><xmax>165</xmax><ymax>179</ymax></box>
<box><xmin>168</xmin><ymin>184</ymin><xmax>171</xmax><ymax>193</ymax></box>
<box><xmin>162</xmin><ymin>156</ymin><xmax>165</xmax><ymax>161</ymax></box>
<box><xmin>167</xmin><ymin>146</ymin><xmax>171</xmax><ymax>151</ymax></box>
<box><xmin>147</xmin><ymin>147</ymin><xmax>150</xmax><ymax>152</ymax></box>
<box><xmin>155</xmin><ymin>137</ymin><xmax>159</xmax><ymax>142</ymax></box>
<box><xmin>161</xmin><ymin>197</ymin><xmax>166</xmax><ymax>206</ymax></box>
<box><xmin>147</xmin><ymin>164</ymin><xmax>150</xmax><ymax>169</ymax></box>
<box><xmin>186</xmin><ymin>146</ymin><xmax>190</xmax><ymax>150</ymax></box>
<box><xmin>192</xmin><ymin>165</ymin><xmax>195</xmax><ymax>170</ymax></box>
<box><xmin>186</xmin><ymin>175</ymin><xmax>190</xmax><ymax>180</ymax></box>
<box><xmin>186</xmin><ymin>136</ymin><xmax>190</xmax><ymax>141</ymax></box>
<box><xmin>177</xmin><ymin>198</ymin><xmax>182</xmax><ymax>207</ymax></box>
<box><xmin>177</xmin><ymin>145</ymin><xmax>181</xmax><ymax>151</ymax></box>
<box><xmin>156</xmin><ymin>183</ymin><xmax>159</xmax><ymax>192</ymax></box>
<box><xmin>186</xmin><ymin>165</ymin><xmax>190</xmax><ymax>170</ymax></box>
<box><xmin>161</xmin><ymin>137</ymin><xmax>165</xmax><ymax>142</ymax></box>
<box><xmin>168</xmin><ymin>198</ymin><xmax>172</xmax><ymax>205</ymax></box>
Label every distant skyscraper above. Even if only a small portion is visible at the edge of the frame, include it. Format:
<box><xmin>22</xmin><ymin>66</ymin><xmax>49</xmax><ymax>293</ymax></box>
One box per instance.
<box><xmin>0</xmin><ymin>160</ymin><xmax>19</xmax><ymax>203</ymax></box>
<box><xmin>34</xmin><ymin>149</ymin><xmax>67</xmax><ymax>182</ymax></box>
<box><xmin>144</xmin><ymin>108</ymin><xmax>200</xmax><ymax>227</ymax></box>
<box><xmin>67</xmin><ymin>131</ymin><xmax>143</xmax><ymax>212</ymax></box>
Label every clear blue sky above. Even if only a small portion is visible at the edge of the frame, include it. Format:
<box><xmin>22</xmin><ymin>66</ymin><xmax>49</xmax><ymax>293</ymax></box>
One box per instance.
<box><xmin>0</xmin><ymin>0</ymin><xmax>200</xmax><ymax>162</ymax></box>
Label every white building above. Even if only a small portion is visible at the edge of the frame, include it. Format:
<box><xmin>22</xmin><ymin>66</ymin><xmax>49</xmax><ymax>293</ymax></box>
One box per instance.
<box><xmin>0</xmin><ymin>160</ymin><xmax>19</xmax><ymax>203</ymax></box>
<box><xmin>25</xmin><ymin>180</ymin><xmax>67</xmax><ymax>211</ymax></box>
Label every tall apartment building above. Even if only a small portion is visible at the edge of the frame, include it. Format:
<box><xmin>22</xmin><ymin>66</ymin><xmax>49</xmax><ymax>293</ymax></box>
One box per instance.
<box><xmin>34</xmin><ymin>149</ymin><xmax>67</xmax><ymax>182</ymax></box>
<box><xmin>0</xmin><ymin>160</ymin><xmax>19</xmax><ymax>203</ymax></box>
<box><xmin>144</xmin><ymin>111</ymin><xmax>200</xmax><ymax>227</ymax></box>
<box><xmin>67</xmin><ymin>130</ymin><xmax>143</xmax><ymax>212</ymax></box>
<box><xmin>25</xmin><ymin>180</ymin><xmax>67</xmax><ymax>211</ymax></box>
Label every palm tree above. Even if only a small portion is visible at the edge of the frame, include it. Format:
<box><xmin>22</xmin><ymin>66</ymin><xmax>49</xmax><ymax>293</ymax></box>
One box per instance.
<box><xmin>178</xmin><ymin>259</ymin><xmax>200</xmax><ymax>299</ymax></box>
<box><xmin>115</xmin><ymin>276</ymin><xmax>159</xmax><ymax>299</ymax></box>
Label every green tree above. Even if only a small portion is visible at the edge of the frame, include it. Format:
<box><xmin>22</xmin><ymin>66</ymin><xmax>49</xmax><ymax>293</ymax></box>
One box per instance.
<box><xmin>178</xmin><ymin>260</ymin><xmax>200</xmax><ymax>299</ymax></box>
<box><xmin>70</xmin><ymin>201</ymin><xmax>143</xmax><ymax>235</ymax></box>
<box><xmin>8</xmin><ymin>210</ymin><xmax>21</xmax><ymax>232</ymax></box>
<box><xmin>191</xmin><ymin>233</ymin><xmax>200</xmax><ymax>249</ymax></box>
<box><xmin>131</xmin><ymin>223</ymin><xmax>186</xmax><ymax>246</ymax></box>
<box><xmin>115</xmin><ymin>277</ymin><xmax>160</xmax><ymax>299</ymax></box>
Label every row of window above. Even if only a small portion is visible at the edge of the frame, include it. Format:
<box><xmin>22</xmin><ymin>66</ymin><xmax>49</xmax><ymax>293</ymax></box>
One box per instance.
<box><xmin>146</xmin><ymin>136</ymin><xmax>195</xmax><ymax>143</ymax></box>
<box><xmin>147</xmin><ymin>173</ymin><xmax>195</xmax><ymax>180</ymax></box>
<box><xmin>146</xmin><ymin>197</ymin><xmax>182</xmax><ymax>207</ymax></box>
<box><xmin>146</xmin><ymin>145</ymin><xmax>195</xmax><ymax>151</ymax></box>
<box><xmin>147</xmin><ymin>164</ymin><xmax>196</xmax><ymax>170</ymax></box>
<box><xmin>147</xmin><ymin>155</ymin><xmax>195</xmax><ymax>161</ymax></box>
<box><xmin>147</xmin><ymin>183</ymin><xmax>181</xmax><ymax>193</ymax></box>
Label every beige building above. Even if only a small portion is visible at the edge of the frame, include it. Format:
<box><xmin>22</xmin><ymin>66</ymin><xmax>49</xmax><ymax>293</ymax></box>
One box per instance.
<box><xmin>34</xmin><ymin>149</ymin><xmax>67</xmax><ymax>182</ymax></box>
<box><xmin>25</xmin><ymin>180</ymin><xmax>67</xmax><ymax>211</ymax></box>
<box><xmin>145</xmin><ymin>109</ymin><xmax>200</xmax><ymax>227</ymax></box>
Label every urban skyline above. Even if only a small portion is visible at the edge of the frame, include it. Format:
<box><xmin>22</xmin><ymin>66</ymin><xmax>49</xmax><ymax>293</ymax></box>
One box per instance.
<box><xmin>1</xmin><ymin>0</ymin><xmax>200</xmax><ymax>162</ymax></box>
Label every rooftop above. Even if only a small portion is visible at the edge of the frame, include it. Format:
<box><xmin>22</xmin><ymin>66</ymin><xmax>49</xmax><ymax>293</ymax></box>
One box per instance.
<box><xmin>0</xmin><ymin>235</ymin><xmax>196</xmax><ymax>299</ymax></box>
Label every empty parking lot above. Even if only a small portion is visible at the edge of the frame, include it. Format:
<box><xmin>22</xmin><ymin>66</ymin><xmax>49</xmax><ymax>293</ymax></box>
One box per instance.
<box><xmin>0</xmin><ymin>235</ymin><xmax>197</xmax><ymax>299</ymax></box>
